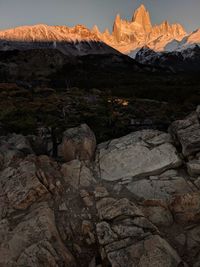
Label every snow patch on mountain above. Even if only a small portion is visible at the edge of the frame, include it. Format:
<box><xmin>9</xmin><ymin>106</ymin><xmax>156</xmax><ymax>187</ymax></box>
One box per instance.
<box><xmin>134</xmin><ymin>44</ymin><xmax>200</xmax><ymax>72</ymax></box>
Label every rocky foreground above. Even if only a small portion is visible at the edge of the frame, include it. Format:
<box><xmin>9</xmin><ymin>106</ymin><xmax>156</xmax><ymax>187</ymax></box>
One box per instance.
<box><xmin>0</xmin><ymin>107</ymin><xmax>200</xmax><ymax>267</ymax></box>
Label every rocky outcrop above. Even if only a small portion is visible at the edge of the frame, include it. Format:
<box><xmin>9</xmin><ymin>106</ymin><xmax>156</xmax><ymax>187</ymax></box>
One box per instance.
<box><xmin>96</xmin><ymin>197</ymin><xmax>183</xmax><ymax>267</ymax></box>
<box><xmin>0</xmin><ymin>107</ymin><xmax>200</xmax><ymax>266</ymax></box>
<box><xmin>0</xmin><ymin>154</ymin><xmax>76</xmax><ymax>267</ymax></box>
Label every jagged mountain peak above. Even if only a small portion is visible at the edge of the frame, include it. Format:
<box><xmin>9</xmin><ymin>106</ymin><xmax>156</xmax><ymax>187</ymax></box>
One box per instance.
<box><xmin>133</xmin><ymin>4</ymin><xmax>149</xmax><ymax>17</ymax></box>
<box><xmin>98</xmin><ymin>5</ymin><xmax>187</xmax><ymax>54</ymax></box>
<box><xmin>133</xmin><ymin>4</ymin><xmax>148</xmax><ymax>15</ymax></box>
<box><xmin>114</xmin><ymin>13</ymin><xmax>122</xmax><ymax>26</ymax></box>
<box><xmin>138</xmin><ymin>4</ymin><xmax>146</xmax><ymax>9</ymax></box>
<box><xmin>104</xmin><ymin>28</ymin><xmax>110</xmax><ymax>35</ymax></box>
<box><xmin>162</xmin><ymin>20</ymin><xmax>170</xmax><ymax>27</ymax></box>
<box><xmin>132</xmin><ymin>4</ymin><xmax>152</xmax><ymax>32</ymax></box>
<box><xmin>92</xmin><ymin>24</ymin><xmax>100</xmax><ymax>34</ymax></box>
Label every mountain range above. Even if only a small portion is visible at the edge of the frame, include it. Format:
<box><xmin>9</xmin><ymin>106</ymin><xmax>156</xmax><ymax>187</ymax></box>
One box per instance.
<box><xmin>0</xmin><ymin>4</ymin><xmax>200</xmax><ymax>62</ymax></box>
<box><xmin>0</xmin><ymin>24</ymin><xmax>120</xmax><ymax>56</ymax></box>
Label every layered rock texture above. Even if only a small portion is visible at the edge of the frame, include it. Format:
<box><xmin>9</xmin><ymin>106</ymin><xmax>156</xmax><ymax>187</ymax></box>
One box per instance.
<box><xmin>0</xmin><ymin>107</ymin><xmax>200</xmax><ymax>266</ymax></box>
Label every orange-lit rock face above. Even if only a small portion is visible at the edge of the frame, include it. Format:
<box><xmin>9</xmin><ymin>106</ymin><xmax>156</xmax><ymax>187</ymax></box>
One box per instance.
<box><xmin>0</xmin><ymin>23</ymin><xmax>122</xmax><ymax>57</ymax></box>
<box><xmin>0</xmin><ymin>24</ymin><xmax>100</xmax><ymax>42</ymax></box>
<box><xmin>95</xmin><ymin>4</ymin><xmax>187</xmax><ymax>54</ymax></box>
<box><xmin>132</xmin><ymin>4</ymin><xmax>152</xmax><ymax>33</ymax></box>
<box><xmin>181</xmin><ymin>29</ymin><xmax>200</xmax><ymax>48</ymax></box>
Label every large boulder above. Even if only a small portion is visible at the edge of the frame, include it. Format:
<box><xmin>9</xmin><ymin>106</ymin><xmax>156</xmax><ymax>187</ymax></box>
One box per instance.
<box><xmin>96</xmin><ymin>130</ymin><xmax>182</xmax><ymax>182</ymax></box>
<box><xmin>169</xmin><ymin>107</ymin><xmax>200</xmax><ymax>157</ymax></box>
<box><xmin>61</xmin><ymin>124</ymin><xmax>96</xmax><ymax>162</ymax></box>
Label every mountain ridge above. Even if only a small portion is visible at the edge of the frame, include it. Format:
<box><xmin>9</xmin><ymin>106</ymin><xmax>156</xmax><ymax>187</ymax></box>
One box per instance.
<box><xmin>0</xmin><ymin>24</ymin><xmax>100</xmax><ymax>42</ymax></box>
<box><xmin>0</xmin><ymin>4</ymin><xmax>199</xmax><ymax>57</ymax></box>
<box><xmin>165</xmin><ymin>28</ymin><xmax>200</xmax><ymax>51</ymax></box>
<box><xmin>134</xmin><ymin>44</ymin><xmax>200</xmax><ymax>72</ymax></box>
<box><xmin>0</xmin><ymin>24</ymin><xmax>123</xmax><ymax>57</ymax></box>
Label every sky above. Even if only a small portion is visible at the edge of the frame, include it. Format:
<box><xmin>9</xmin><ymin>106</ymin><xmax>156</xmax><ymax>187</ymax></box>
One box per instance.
<box><xmin>0</xmin><ymin>0</ymin><xmax>199</xmax><ymax>33</ymax></box>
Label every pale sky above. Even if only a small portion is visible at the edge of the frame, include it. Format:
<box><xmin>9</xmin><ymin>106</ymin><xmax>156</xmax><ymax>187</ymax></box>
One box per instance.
<box><xmin>0</xmin><ymin>0</ymin><xmax>199</xmax><ymax>33</ymax></box>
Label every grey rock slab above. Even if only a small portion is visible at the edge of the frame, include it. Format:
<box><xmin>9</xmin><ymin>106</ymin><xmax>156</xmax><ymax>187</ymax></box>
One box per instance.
<box><xmin>97</xmin><ymin>130</ymin><xmax>181</xmax><ymax>182</ymax></box>
<box><xmin>127</xmin><ymin>173</ymin><xmax>195</xmax><ymax>200</ymax></box>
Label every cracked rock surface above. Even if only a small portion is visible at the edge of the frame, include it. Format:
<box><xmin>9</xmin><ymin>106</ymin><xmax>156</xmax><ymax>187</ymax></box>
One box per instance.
<box><xmin>0</xmin><ymin>106</ymin><xmax>200</xmax><ymax>266</ymax></box>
